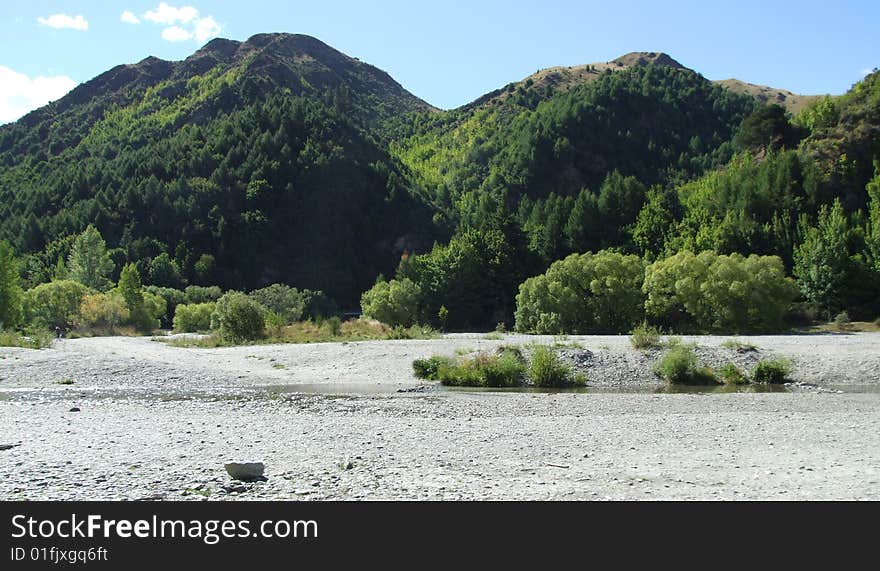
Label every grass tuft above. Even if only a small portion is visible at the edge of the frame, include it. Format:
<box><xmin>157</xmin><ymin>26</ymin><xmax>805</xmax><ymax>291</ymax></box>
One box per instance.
<box><xmin>654</xmin><ymin>344</ymin><xmax>719</xmax><ymax>385</ymax></box>
<box><xmin>752</xmin><ymin>358</ymin><xmax>793</xmax><ymax>384</ymax></box>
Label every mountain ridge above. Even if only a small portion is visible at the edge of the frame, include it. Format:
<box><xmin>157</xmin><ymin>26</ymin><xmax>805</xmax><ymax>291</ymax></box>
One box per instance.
<box><xmin>1</xmin><ymin>33</ymin><xmax>871</xmax><ymax>309</ymax></box>
<box><xmin>461</xmin><ymin>50</ymin><xmax>817</xmax><ymax>113</ymax></box>
<box><xmin>5</xmin><ymin>38</ymin><xmax>819</xmax><ymax>129</ymax></box>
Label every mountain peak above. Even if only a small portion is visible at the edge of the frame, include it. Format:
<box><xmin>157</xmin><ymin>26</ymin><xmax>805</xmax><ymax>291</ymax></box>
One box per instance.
<box><xmin>610</xmin><ymin>52</ymin><xmax>686</xmax><ymax>70</ymax></box>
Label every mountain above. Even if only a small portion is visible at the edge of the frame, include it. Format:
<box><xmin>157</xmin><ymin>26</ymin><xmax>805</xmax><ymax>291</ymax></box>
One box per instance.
<box><xmin>392</xmin><ymin>55</ymin><xmax>758</xmax><ymax>222</ymax></box>
<box><xmin>0</xmin><ymin>36</ymin><xmax>872</xmax><ymax>311</ymax></box>
<box><xmin>462</xmin><ymin>52</ymin><xmax>815</xmax><ymax>113</ymax></box>
<box><xmin>0</xmin><ymin>34</ymin><xmax>440</xmax><ymax>304</ymax></box>
<box><xmin>716</xmin><ymin>78</ymin><xmax>820</xmax><ymax>114</ymax></box>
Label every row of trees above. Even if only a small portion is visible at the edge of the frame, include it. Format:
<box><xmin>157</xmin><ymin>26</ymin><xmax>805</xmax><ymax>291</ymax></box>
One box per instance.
<box><xmin>0</xmin><ymin>224</ymin><xmax>337</xmax><ymax>339</ymax></box>
<box><xmin>362</xmin><ymin>246</ymin><xmax>799</xmax><ymax>335</ymax></box>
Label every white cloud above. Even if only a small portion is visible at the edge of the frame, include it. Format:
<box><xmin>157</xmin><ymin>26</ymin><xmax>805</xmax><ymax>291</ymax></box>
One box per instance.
<box><xmin>37</xmin><ymin>14</ymin><xmax>89</xmax><ymax>31</ymax></box>
<box><xmin>144</xmin><ymin>3</ymin><xmax>199</xmax><ymax>25</ymax></box>
<box><xmin>142</xmin><ymin>4</ymin><xmax>222</xmax><ymax>43</ymax></box>
<box><xmin>120</xmin><ymin>11</ymin><xmax>141</xmax><ymax>24</ymax></box>
<box><xmin>161</xmin><ymin>26</ymin><xmax>193</xmax><ymax>42</ymax></box>
<box><xmin>0</xmin><ymin>66</ymin><xmax>78</xmax><ymax>124</ymax></box>
<box><xmin>861</xmin><ymin>67</ymin><xmax>876</xmax><ymax>77</ymax></box>
<box><xmin>193</xmin><ymin>16</ymin><xmax>221</xmax><ymax>42</ymax></box>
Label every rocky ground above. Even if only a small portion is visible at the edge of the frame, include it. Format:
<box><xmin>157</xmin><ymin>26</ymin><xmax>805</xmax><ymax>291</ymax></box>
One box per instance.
<box><xmin>1</xmin><ymin>333</ymin><xmax>879</xmax><ymax>501</ymax></box>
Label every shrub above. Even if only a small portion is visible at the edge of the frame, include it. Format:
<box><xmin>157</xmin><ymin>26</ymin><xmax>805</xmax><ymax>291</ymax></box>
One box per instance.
<box><xmin>428</xmin><ymin>350</ymin><xmax>527</xmax><ymax>388</ymax></box>
<box><xmin>413</xmin><ymin>355</ymin><xmax>455</xmax><ymax>380</ymax></box>
<box><xmin>832</xmin><ymin>311</ymin><xmax>852</xmax><ymax>331</ymax></box>
<box><xmin>654</xmin><ymin>344</ymin><xmax>719</xmax><ymax>385</ymax></box>
<box><xmin>172</xmin><ymin>303</ymin><xmax>216</xmax><ymax>333</ymax></box>
<box><xmin>360</xmin><ymin>277</ymin><xmax>422</xmax><ymax>327</ymax></box>
<box><xmin>324</xmin><ymin>316</ymin><xmax>342</xmax><ymax>337</ymax></box>
<box><xmin>436</xmin><ymin>355</ymin><xmax>484</xmax><ymax>387</ymax></box>
<box><xmin>249</xmin><ymin>284</ymin><xmax>306</xmax><ymax>324</ymax></box>
<box><xmin>211</xmin><ymin>292</ymin><xmax>266</xmax><ymax>342</ymax></box>
<box><xmin>717</xmin><ymin>363</ymin><xmax>749</xmax><ymax>385</ymax></box>
<box><xmin>77</xmin><ymin>292</ymin><xmax>130</xmax><ymax>333</ymax></box>
<box><xmin>528</xmin><ymin>345</ymin><xmax>582</xmax><ymax>388</ymax></box>
<box><xmin>483</xmin><ymin>349</ymin><xmax>527</xmax><ymax>387</ymax></box>
<box><xmin>144</xmin><ymin>286</ymin><xmax>186</xmax><ymax>328</ymax></box>
<box><xmin>515</xmin><ymin>250</ymin><xmax>646</xmax><ymax>334</ymax></box>
<box><xmin>184</xmin><ymin>285</ymin><xmax>223</xmax><ymax>304</ymax></box>
<box><xmin>630</xmin><ymin>321</ymin><xmax>662</xmax><ymax>349</ymax></box>
<box><xmin>753</xmin><ymin>358</ymin><xmax>793</xmax><ymax>384</ymax></box>
<box><xmin>23</xmin><ymin>280</ymin><xmax>90</xmax><ymax>330</ymax></box>
<box><xmin>263</xmin><ymin>311</ymin><xmax>287</xmax><ymax>338</ymax></box>
<box><xmin>138</xmin><ymin>291</ymin><xmax>167</xmax><ymax>332</ymax></box>
<box><xmin>0</xmin><ymin>329</ymin><xmax>52</xmax><ymax>349</ymax></box>
<box><xmin>644</xmin><ymin>250</ymin><xmax>798</xmax><ymax>333</ymax></box>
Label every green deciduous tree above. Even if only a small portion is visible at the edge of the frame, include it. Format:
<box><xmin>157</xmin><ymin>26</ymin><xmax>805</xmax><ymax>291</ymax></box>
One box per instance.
<box><xmin>360</xmin><ymin>277</ymin><xmax>422</xmax><ymax>327</ymax></box>
<box><xmin>0</xmin><ymin>241</ymin><xmax>23</xmax><ymax>329</ymax></box>
<box><xmin>644</xmin><ymin>250</ymin><xmax>797</xmax><ymax>332</ymax></box>
<box><xmin>147</xmin><ymin>253</ymin><xmax>184</xmax><ymax>289</ymax></box>
<box><xmin>867</xmin><ymin>164</ymin><xmax>880</xmax><ymax>271</ymax></box>
<box><xmin>515</xmin><ymin>250</ymin><xmax>646</xmax><ymax>334</ymax></box>
<box><xmin>249</xmin><ymin>284</ymin><xmax>306</xmax><ymax>324</ymax></box>
<box><xmin>117</xmin><ymin>263</ymin><xmax>162</xmax><ymax>332</ymax></box>
<box><xmin>77</xmin><ymin>292</ymin><xmax>130</xmax><ymax>333</ymax></box>
<box><xmin>172</xmin><ymin>303</ymin><xmax>216</xmax><ymax>333</ymax></box>
<box><xmin>211</xmin><ymin>292</ymin><xmax>266</xmax><ymax>342</ymax></box>
<box><xmin>68</xmin><ymin>225</ymin><xmax>114</xmax><ymax>290</ymax></box>
<box><xmin>23</xmin><ymin>280</ymin><xmax>90</xmax><ymax>330</ymax></box>
<box><xmin>793</xmin><ymin>201</ymin><xmax>855</xmax><ymax>314</ymax></box>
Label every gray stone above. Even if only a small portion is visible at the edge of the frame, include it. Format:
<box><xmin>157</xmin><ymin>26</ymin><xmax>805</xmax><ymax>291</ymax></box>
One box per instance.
<box><xmin>224</xmin><ymin>462</ymin><xmax>265</xmax><ymax>481</ymax></box>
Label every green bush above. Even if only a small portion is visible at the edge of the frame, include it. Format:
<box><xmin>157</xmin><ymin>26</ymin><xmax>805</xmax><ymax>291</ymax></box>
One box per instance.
<box><xmin>360</xmin><ymin>277</ymin><xmax>422</xmax><ymax>327</ymax></box>
<box><xmin>324</xmin><ymin>316</ymin><xmax>342</xmax><ymax>337</ymax></box>
<box><xmin>412</xmin><ymin>355</ymin><xmax>455</xmax><ymax>380</ymax></box>
<box><xmin>654</xmin><ymin>344</ymin><xmax>719</xmax><ymax>385</ymax></box>
<box><xmin>424</xmin><ymin>350</ymin><xmax>527</xmax><ymax>388</ymax></box>
<box><xmin>832</xmin><ymin>311</ymin><xmax>853</xmax><ymax>331</ymax></box>
<box><xmin>483</xmin><ymin>349</ymin><xmax>528</xmax><ymax>387</ymax></box>
<box><xmin>139</xmin><ymin>291</ymin><xmax>167</xmax><ymax>332</ymax></box>
<box><xmin>249</xmin><ymin>284</ymin><xmax>306</xmax><ymax>324</ymax></box>
<box><xmin>644</xmin><ymin>250</ymin><xmax>798</xmax><ymax>333</ymax></box>
<box><xmin>515</xmin><ymin>250</ymin><xmax>646</xmax><ymax>334</ymax></box>
<box><xmin>77</xmin><ymin>292</ymin><xmax>130</xmax><ymax>333</ymax></box>
<box><xmin>263</xmin><ymin>311</ymin><xmax>287</xmax><ymax>338</ymax></box>
<box><xmin>23</xmin><ymin>280</ymin><xmax>90</xmax><ymax>330</ymax></box>
<box><xmin>528</xmin><ymin>345</ymin><xmax>584</xmax><ymax>388</ymax></box>
<box><xmin>184</xmin><ymin>285</ymin><xmax>223</xmax><ymax>304</ymax></box>
<box><xmin>630</xmin><ymin>321</ymin><xmax>662</xmax><ymax>349</ymax></box>
<box><xmin>211</xmin><ymin>292</ymin><xmax>266</xmax><ymax>342</ymax></box>
<box><xmin>717</xmin><ymin>363</ymin><xmax>749</xmax><ymax>385</ymax></box>
<box><xmin>0</xmin><ymin>328</ymin><xmax>52</xmax><ymax>349</ymax></box>
<box><xmin>144</xmin><ymin>286</ymin><xmax>186</xmax><ymax>328</ymax></box>
<box><xmin>172</xmin><ymin>303</ymin><xmax>216</xmax><ymax>333</ymax></box>
<box><xmin>752</xmin><ymin>358</ymin><xmax>792</xmax><ymax>384</ymax></box>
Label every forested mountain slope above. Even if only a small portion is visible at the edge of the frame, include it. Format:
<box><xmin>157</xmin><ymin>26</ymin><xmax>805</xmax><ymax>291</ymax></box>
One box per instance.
<box><xmin>1</xmin><ymin>36</ymin><xmax>875</xmax><ymax>318</ymax></box>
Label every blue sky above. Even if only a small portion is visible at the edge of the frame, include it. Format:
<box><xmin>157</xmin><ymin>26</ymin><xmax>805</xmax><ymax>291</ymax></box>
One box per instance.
<box><xmin>1</xmin><ymin>1</ymin><xmax>878</xmax><ymax>122</ymax></box>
